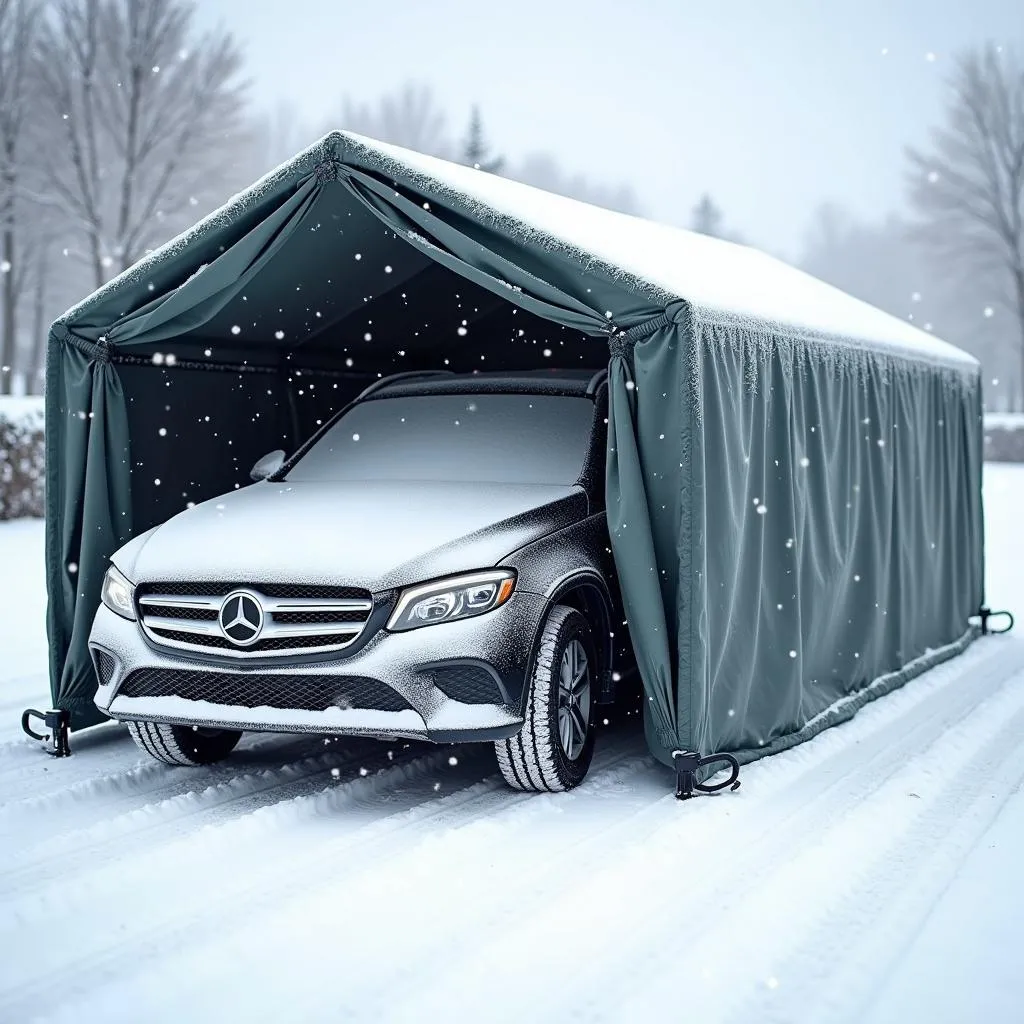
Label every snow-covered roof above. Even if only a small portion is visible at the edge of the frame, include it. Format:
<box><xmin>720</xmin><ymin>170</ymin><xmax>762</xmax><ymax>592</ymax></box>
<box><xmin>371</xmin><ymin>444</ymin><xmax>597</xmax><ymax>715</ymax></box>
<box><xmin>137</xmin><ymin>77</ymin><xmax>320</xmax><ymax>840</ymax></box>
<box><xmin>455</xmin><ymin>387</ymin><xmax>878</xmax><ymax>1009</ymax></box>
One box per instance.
<box><xmin>357</xmin><ymin>134</ymin><xmax>976</xmax><ymax>371</ymax></box>
<box><xmin>58</xmin><ymin>130</ymin><xmax>977</xmax><ymax>373</ymax></box>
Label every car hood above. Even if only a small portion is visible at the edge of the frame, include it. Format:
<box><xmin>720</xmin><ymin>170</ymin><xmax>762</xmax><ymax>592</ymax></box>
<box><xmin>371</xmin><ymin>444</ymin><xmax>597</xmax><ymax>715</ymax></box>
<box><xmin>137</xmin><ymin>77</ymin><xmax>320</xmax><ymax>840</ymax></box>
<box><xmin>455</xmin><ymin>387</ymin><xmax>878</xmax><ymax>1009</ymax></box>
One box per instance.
<box><xmin>113</xmin><ymin>479</ymin><xmax>588</xmax><ymax>592</ymax></box>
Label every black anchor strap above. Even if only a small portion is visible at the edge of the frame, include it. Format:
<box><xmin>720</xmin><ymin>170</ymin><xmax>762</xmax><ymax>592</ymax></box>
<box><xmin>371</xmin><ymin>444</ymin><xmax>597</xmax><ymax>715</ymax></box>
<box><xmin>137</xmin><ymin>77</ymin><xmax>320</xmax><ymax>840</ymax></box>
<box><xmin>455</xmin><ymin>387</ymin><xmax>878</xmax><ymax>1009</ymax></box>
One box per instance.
<box><xmin>979</xmin><ymin>606</ymin><xmax>1015</xmax><ymax>635</ymax></box>
<box><xmin>672</xmin><ymin>749</ymin><xmax>742</xmax><ymax>800</ymax></box>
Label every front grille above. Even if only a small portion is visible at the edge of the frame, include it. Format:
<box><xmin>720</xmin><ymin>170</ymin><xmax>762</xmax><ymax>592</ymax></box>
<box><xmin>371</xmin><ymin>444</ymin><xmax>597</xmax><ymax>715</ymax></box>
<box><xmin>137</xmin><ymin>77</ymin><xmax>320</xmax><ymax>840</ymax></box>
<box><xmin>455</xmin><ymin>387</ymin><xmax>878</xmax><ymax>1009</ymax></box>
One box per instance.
<box><xmin>118</xmin><ymin>668</ymin><xmax>412</xmax><ymax>712</ymax></box>
<box><xmin>149</xmin><ymin>629</ymin><xmax>351</xmax><ymax>652</ymax></box>
<box><xmin>271</xmin><ymin>610</ymin><xmax>366</xmax><ymax>625</ymax></box>
<box><xmin>431</xmin><ymin>664</ymin><xmax>502</xmax><ymax>704</ymax></box>
<box><xmin>137</xmin><ymin>582</ymin><xmax>374</xmax><ymax>659</ymax></box>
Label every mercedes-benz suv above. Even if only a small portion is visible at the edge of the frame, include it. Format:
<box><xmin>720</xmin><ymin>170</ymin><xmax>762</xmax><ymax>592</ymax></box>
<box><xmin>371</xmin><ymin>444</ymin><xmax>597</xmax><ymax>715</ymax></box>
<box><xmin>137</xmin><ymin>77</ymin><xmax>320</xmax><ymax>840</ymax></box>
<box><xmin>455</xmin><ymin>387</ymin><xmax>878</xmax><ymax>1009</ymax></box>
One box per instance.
<box><xmin>89</xmin><ymin>368</ymin><xmax>626</xmax><ymax>791</ymax></box>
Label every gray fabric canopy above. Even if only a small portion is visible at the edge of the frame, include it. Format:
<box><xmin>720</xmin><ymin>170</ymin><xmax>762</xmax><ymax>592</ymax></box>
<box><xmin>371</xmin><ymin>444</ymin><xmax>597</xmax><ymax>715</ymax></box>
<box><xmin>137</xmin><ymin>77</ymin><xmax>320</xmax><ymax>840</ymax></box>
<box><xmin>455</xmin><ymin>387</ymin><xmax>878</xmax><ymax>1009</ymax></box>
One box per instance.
<box><xmin>45</xmin><ymin>131</ymin><xmax>985</xmax><ymax>772</ymax></box>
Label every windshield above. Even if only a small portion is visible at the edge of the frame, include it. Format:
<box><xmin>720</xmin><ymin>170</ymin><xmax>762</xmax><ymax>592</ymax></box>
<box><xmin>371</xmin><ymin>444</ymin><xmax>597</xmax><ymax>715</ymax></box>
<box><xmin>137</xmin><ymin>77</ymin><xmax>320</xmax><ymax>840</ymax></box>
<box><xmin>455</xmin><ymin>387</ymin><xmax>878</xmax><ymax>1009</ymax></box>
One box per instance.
<box><xmin>285</xmin><ymin>393</ymin><xmax>595</xmax><ymax>485</ymax></box>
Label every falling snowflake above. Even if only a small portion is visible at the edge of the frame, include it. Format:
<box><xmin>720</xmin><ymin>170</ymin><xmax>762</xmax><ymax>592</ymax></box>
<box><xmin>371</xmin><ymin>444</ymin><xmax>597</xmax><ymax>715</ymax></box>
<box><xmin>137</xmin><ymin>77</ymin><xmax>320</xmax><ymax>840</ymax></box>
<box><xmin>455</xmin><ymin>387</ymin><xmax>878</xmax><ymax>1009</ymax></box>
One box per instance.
<box><xmin>756</xmin><ymin>504</ymin><xmax>767</xmax><ymax>515</ymax></box>
<box><xmin>799</xmin><ymin>456</ymin><xmax>810</xmax><ymax>468</ymax></box>
<box><xmin>983</xmin><ymin>306</ymin><xmax>994</xmax><ymax>318</ymax></box>
<box><xmin>67</xmin><ymin>562</ymin><xmax>78</xmax><ymax>574</ymax></box>
<box><xmin>364</xmin><ymin>332</ymin><xmax>373</xmax><ymax>341</ymax></box>
<box><xmin>457</xmin><ymin>327</ymin><xmax>468</xmax><ymax>337</ymax></box>
<box><xmin>448</xmin><ymin>756</ymin><xmax>458</xmax><ymax>766</ymax></box>
<box><xmin>352</xmin><ymin>433</ymin><xmax>360</xmax><ymax>441</ymax></box>
<box><xmin>0</xmin><ymin>260</ymin><xmax>10</xmax><ymax>274</ymax></box>
<box><xmin>789</xmin><ymin>650</ymin><xmax>797</xmax><ymax>659</ymax></box>
<box><xmin>231</xmin><ymin>325</ymin><xmax>241</xmax><ymax>335</ymax></box>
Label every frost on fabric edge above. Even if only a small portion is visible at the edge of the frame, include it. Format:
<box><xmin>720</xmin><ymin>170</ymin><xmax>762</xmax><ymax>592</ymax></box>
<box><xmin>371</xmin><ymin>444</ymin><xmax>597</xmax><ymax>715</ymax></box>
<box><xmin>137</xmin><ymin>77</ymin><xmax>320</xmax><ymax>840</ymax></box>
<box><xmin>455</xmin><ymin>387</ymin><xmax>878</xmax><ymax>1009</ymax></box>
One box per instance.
<box><xmin>53</xmin><ymin>128</ymin><xmax>978</xmax><ymax>381</ymax></box>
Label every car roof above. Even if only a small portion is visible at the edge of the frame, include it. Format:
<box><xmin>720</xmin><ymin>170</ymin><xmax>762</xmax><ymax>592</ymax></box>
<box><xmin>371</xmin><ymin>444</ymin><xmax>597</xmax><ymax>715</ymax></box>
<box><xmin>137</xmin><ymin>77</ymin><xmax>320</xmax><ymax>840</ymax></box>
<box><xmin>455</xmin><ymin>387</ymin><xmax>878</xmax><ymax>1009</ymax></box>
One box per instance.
<box><xmin>362</xmin><ymin>368</ymin><xmax>607</xmax><ymax>401</ymax></box>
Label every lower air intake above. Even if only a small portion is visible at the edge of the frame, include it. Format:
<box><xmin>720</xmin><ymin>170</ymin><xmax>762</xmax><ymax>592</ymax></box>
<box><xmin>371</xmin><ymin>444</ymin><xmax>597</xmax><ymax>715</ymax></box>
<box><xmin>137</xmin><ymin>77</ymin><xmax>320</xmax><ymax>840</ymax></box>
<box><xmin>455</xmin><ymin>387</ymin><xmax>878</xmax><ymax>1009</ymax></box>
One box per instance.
<box><xmin>92</xmin><ymin>648</ymin><xmax>118</xmax><ymax>687</ymax></box>
<box><xmin>430</xmin><ymin>664</ymin><xmax>503</xmax><ymax>704</ymax></box>
<box><xmin>117</xmin><ymin>669</ymin><xmax>412</xmax><ymax>713</ymax></box>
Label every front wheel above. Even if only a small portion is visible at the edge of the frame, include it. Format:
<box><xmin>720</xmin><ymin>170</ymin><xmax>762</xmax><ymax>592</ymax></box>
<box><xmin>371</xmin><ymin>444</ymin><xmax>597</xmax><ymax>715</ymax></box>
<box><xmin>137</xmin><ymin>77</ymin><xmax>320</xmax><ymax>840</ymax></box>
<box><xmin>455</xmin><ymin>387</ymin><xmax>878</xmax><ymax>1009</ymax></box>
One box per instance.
<box><xmin>128</xmin><ymin>721</ymin><xmax>242</xmax><ymax>766</ymax></box>
<box><xmin>495</xmin><ymin>605</ymin><xmax>597</xmax><ymax>792</ymax></box>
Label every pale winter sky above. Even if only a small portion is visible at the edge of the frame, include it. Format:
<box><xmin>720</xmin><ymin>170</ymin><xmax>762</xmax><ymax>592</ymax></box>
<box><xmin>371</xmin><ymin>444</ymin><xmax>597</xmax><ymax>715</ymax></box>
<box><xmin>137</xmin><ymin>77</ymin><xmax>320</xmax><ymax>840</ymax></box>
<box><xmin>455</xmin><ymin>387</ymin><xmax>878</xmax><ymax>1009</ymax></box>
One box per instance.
<box><xmin>197</xmin><ymin>0</ymin><xmax>1022</xmax><ymax>260</ymax></box>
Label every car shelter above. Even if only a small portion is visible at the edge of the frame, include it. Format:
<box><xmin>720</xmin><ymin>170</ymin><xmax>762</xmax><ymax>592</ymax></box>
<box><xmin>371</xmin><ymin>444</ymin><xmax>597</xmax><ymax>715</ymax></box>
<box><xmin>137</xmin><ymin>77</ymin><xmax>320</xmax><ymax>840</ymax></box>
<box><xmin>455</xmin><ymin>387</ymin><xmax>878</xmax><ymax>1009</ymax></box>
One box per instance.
<box><xmin>41</xmin><ymin>130</ymin><xmax>992</xmax><ymax>783</ymax></box>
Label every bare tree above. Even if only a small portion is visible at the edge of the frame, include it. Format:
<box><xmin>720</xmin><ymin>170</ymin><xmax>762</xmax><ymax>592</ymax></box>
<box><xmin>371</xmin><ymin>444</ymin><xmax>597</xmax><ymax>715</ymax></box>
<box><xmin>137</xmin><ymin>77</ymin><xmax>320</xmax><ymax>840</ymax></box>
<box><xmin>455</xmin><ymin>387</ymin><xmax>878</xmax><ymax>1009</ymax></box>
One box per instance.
<box><xmin>509</xmin><ymin>153</ymin><xmax>641</xmax><ymax>215</ymax></box>
<box><xmin>907</xmin><ymin>45</ymin><xmax>1024</xmax><ymax>407</ymax></box>
<box><xmin>0</xmin><ymin>0</ymin><xmax>40</xmax><ymax>395</ymax></box>
<box><xmin>252</xmin><ymin>98</ymin><xmax>311</xmax><ymax>175</ymax></box>
<box><xmin>339</xmin><ymin>82</ymin><xmax>452</xmax><ymax>159</ymax></box>
<box><xmin>33</xmin><ymin>0</ymin><xmax>248</xmax><ymax>290</ymax></box>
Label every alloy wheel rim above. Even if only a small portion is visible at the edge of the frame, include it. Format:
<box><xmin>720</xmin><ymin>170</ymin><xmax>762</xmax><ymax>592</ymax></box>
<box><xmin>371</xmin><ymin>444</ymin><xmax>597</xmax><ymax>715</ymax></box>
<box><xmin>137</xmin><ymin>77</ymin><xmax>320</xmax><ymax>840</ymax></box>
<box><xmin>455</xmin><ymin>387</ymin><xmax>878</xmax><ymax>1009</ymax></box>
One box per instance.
<box><xmin>557</xmin><ymin>638</ymin><xmax>591</xmax><ymax>761</ymax></box>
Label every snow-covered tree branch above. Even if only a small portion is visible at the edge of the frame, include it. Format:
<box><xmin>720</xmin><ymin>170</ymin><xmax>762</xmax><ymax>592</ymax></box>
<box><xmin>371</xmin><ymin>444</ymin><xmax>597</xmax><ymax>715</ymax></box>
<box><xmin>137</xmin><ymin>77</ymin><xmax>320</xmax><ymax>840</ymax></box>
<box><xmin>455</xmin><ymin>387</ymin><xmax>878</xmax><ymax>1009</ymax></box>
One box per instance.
<box><xmin>33</xmin><ymin>0</ymin><xmax>249</xmax><ymax>290</ymax></box>
<box><xmin>908</xmin><ymin>45</ymin><xmax>1024</xmax><ymax>406</ymax></box>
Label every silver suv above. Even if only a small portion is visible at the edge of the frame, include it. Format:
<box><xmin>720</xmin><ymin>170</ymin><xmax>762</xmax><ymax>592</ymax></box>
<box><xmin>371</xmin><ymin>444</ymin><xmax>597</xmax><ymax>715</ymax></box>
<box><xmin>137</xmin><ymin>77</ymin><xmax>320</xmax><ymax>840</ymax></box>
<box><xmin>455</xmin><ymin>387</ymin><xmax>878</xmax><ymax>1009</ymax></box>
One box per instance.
<box><xmin>89</xmin><ymin>368</ymin><xmax>624</xmax><ymax>791</ymax></box>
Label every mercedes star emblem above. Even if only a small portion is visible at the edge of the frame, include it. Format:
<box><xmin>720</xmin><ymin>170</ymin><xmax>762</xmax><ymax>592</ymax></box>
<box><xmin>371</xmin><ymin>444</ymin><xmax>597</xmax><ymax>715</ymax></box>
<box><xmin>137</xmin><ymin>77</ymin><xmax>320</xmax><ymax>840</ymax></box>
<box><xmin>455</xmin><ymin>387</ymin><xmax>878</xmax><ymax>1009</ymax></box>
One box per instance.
<box><xmin>218</xmin><ymin>590</ymin><xmax>265</xmax><ymax>646</ymax></box>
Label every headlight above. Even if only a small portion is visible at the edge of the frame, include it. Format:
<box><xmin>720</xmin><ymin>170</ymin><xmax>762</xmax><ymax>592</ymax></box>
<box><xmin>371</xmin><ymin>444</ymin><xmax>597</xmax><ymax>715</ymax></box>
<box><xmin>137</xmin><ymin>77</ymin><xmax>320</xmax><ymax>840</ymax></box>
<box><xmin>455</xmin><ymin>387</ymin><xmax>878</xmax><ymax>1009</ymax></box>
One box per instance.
<box><xmin>387</xmin><ymin>570</ymin><xmax>516</xmax><ymax>632</ymax></box>
<box><xmin>100</xmin><ymin>564</ymin><xmax>136</xmax><ymax>621</ymax></box>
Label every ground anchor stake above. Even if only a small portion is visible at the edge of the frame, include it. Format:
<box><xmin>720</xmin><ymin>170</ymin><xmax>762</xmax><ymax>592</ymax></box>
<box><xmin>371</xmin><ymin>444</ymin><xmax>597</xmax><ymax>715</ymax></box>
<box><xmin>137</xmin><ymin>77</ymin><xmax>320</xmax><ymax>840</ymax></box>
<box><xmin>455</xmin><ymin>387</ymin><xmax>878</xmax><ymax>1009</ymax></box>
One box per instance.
<box><xmin>672</xmin><ymin>749</ymin><xmax>741</xmax><ymax>800</ymax></box>
<box><xmin>979</xmin><ymin>606</ymin><xmax>1015</xmax><ymax>635</ymax></box>
<box><xmin>21</xmin><ymin>709</ymin><xmax>71</xmax><ymax>757</ymax></box>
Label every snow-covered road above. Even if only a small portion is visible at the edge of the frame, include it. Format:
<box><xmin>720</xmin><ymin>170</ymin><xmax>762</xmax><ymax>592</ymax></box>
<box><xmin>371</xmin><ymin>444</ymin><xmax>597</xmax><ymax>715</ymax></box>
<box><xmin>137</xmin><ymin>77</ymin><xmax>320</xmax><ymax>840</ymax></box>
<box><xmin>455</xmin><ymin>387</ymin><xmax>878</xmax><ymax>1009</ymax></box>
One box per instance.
<box><xmin>2</xmin><ymin>467</ymin><xmax>1023</xmax><ymax>1024</ymax></box>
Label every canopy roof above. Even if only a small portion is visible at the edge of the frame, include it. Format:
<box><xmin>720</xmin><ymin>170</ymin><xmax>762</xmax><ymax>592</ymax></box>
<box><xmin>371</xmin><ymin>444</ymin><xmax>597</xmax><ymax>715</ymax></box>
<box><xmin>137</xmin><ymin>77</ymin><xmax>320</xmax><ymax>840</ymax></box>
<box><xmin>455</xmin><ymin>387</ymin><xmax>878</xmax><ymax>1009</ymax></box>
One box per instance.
<box><xmin>58</xmin><ymin>131</ymin><xmax>975</xmax><ymax>373</ymax></box>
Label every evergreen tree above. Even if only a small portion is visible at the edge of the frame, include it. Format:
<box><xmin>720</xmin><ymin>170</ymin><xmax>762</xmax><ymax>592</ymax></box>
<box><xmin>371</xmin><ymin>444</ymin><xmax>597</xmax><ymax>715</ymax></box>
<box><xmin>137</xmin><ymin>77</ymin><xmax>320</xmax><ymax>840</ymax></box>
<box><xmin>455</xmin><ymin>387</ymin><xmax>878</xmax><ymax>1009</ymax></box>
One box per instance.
<box><xmin>690</xmin><ymin>193</ymin><xmax>725</xmax><ymax>238</ymax></box>
<box><xmin>461</xmin><ymin>106</ymin><xmax>504</xmax><ymax>174</ymax></box>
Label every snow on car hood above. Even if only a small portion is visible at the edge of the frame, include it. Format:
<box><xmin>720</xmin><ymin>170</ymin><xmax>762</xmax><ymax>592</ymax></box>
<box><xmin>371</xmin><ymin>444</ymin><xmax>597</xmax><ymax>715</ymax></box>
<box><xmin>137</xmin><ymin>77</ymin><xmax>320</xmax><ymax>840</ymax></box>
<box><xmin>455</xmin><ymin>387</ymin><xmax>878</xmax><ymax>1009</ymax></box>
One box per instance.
<box><xmin>113</xmin><ymin>479</ymin><xmax>588</xmax><ymax>592</ymax></box>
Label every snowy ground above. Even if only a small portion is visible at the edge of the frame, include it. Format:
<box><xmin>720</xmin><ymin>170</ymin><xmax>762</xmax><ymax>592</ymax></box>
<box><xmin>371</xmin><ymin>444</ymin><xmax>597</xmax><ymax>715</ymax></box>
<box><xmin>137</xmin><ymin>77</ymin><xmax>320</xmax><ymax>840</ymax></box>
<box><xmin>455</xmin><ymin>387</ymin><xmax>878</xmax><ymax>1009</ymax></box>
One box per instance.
<box><xmin>1</xmin><ymin>468</ymin><xmax>1023</xmax><ymax>1023</ymax></box>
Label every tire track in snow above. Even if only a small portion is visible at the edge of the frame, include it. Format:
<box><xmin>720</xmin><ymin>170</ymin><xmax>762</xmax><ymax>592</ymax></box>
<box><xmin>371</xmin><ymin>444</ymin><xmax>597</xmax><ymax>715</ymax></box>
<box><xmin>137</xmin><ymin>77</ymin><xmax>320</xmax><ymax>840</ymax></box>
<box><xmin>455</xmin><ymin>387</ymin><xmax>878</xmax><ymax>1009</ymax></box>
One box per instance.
<box><xmin>0</xmin><ymin>739</ymin><xmax>445</xmax><ymax>909</ymax></box>
<box><xmin>7</xmin><ymin>741</ymin><xmax>654</xmax><ymax>1024</ymax></box>
<box><xmin>720</xmin><ymin>688</ymin><xmax>1024</xmax><ymax>1024</ymax></box>
<box><xmin>0</xmin><ymin>734</ymin><xmax>415</xmax><ymax>864</ymax></box>
<box><xmin>0</xmin><ymin>738</ymin><xmax>643</xmax><ymax>1020</ymax></box>
<box><xmin>384</xmin><ymin>638</ymin><xmax>1024</xmax><ymax>1024</ymax></box>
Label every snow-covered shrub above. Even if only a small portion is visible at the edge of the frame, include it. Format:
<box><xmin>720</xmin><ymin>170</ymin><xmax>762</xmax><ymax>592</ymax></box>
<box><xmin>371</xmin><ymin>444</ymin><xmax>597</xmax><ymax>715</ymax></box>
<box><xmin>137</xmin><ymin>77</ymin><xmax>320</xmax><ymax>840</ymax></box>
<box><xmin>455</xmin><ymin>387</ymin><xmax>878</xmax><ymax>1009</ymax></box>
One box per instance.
<box><xmin>0</xmin><ymin>399</ymin><xmax>45</xmax><ymax>520</ymax></box>
<box><xmin>984</xmin><ymin>414</ymin><xmax>1024</xmax><ymax>463</ymax></box>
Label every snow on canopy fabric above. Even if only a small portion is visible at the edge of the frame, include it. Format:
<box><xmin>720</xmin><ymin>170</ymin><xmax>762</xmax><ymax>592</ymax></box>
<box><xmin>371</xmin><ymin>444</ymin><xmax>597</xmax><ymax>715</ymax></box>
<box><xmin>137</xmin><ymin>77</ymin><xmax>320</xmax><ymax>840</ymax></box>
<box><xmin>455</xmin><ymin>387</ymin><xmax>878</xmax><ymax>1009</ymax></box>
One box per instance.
<box><xmin>45</xmin><ymin>131</ymin><xmax>983</xmax><ymax>777</ymax></box>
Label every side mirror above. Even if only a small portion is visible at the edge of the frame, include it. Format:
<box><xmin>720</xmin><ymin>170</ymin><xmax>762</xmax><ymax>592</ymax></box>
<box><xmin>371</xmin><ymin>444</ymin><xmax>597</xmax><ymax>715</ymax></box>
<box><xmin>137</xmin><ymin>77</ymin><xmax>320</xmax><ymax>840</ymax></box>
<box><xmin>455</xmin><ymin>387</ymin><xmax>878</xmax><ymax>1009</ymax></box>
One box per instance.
<box><xmin>250</xmin><ymin>449</ymin><xmax>286</xmax><ymax>482</ymax></box>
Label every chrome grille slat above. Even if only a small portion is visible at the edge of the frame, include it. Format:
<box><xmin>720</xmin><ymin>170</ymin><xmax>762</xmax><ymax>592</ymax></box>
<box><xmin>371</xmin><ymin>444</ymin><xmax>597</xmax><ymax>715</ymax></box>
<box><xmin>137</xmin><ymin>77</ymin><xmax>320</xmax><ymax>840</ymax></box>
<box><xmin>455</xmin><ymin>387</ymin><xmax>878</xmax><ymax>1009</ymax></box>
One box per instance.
<box><xmin>140</xmin><ymin>595</ymin><xmax>222</xmax><ymax>610</ymax></box>
<box><xmin>138</xmin><ymin>583</ymin><xmax>374</xmax><ymax>659</ymax></box>
<box><xmin>144</xmin><ymin>616</ymin><xmax>224</xmax><ymax>637</ymax></box>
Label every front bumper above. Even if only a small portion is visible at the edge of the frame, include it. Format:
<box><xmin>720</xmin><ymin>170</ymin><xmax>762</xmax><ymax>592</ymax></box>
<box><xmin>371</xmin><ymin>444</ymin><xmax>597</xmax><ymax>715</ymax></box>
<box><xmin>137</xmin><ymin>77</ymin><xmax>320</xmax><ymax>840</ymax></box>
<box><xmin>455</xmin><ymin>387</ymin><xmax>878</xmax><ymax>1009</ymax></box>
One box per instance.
<box><xmin>90</xmin><ymin>591</ymin><xmax>546</xmax><ymax>744</ymax></box>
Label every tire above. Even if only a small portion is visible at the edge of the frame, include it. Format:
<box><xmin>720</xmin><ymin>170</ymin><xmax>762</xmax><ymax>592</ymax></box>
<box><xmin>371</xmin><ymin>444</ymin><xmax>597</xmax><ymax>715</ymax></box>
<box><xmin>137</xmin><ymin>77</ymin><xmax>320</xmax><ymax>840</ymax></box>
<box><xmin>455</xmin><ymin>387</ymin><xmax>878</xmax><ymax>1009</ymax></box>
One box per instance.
<box><xmin>495</xmin><ymin>605</ymin><xmax>597</xmax><ymax>792</ymax></box>
<box><xmin>127</xmin><ymin>720</ymin><xmax>242</xmax><ymax>766</ymax></box>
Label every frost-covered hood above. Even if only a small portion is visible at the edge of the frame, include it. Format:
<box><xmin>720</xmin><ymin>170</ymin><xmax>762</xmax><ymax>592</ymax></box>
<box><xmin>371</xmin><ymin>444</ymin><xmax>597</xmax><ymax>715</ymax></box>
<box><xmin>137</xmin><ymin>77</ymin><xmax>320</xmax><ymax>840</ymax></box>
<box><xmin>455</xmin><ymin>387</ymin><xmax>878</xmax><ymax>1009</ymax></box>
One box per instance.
<box><xmin>112</xmin><ymin>480</ymin><xmax>588</xmax><ymax>591</ymax></box>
